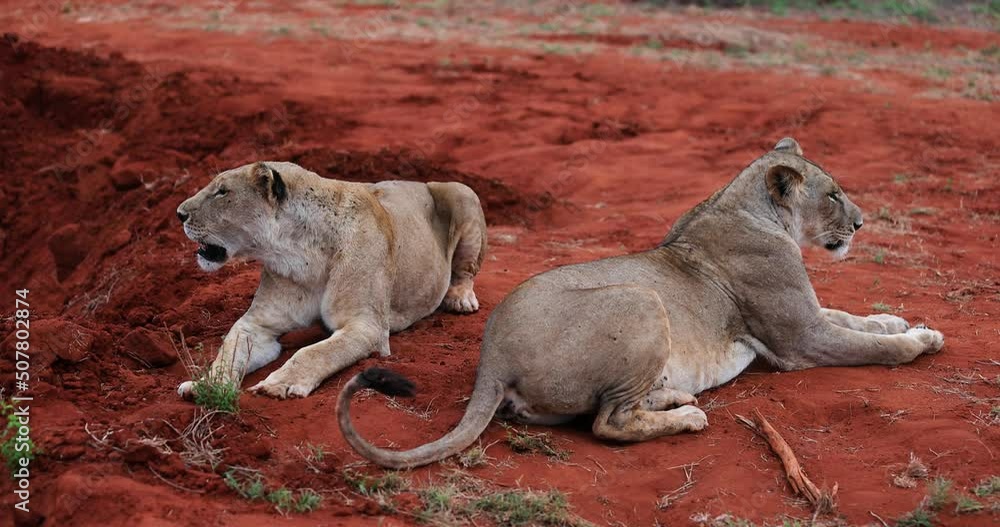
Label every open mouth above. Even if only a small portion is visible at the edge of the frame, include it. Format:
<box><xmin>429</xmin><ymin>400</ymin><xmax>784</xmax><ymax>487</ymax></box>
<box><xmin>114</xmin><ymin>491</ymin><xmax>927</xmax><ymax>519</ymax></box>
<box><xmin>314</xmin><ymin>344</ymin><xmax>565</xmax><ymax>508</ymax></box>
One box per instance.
<box><xmin>824</xmin><ymin>240</ymin><xmax>846</xmax><ymax>251</ymax></box>
<box><xmin>197</xmin><ymin>243</ymin><xmax>228</xmax><ymax>263</ymax></box>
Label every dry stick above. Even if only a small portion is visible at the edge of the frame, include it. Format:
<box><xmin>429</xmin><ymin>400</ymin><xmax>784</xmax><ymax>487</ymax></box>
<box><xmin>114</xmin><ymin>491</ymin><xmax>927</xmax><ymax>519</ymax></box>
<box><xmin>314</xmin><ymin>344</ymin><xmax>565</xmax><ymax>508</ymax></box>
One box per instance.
<box><xmin>736</xmin><ymin>408</ymin><xmax>838</xmax><ymax>514</ymax></box>
<box><xmin>868</xmin><ymin>511</ymin><xmax>889</xmax><ymax>527</ymax></box>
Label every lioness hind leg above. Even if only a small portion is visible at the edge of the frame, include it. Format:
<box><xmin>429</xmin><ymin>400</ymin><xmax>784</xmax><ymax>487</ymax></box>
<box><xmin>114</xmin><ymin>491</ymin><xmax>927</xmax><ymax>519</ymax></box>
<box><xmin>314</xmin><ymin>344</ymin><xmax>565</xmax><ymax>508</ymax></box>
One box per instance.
<box><xmin>641</xmin><ymin>387</ymin><xmax>698</xmax><ymax>411</ymax></box>
<box><xmin>593</xmin><ymin>403</ymin><xmax>708</xmax><ymax>442</ymax></box>
<box><xmin>432</xmin><ymin>183</ymin><xmax>487</xmax><ymax>314</ymax></box>
<box><xmin>442</xmin><ymin>232</ymin><xmax>482</xmax><ymax>313</ymax></box>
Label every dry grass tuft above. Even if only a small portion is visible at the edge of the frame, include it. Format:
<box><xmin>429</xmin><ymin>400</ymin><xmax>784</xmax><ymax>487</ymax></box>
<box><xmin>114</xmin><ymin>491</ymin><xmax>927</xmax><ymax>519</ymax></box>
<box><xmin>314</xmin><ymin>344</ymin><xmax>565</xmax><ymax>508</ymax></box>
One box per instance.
<box><xmin>893</xmin><ymin>452</ymin><xmax>929</xmax><ymax>489</ymax></box>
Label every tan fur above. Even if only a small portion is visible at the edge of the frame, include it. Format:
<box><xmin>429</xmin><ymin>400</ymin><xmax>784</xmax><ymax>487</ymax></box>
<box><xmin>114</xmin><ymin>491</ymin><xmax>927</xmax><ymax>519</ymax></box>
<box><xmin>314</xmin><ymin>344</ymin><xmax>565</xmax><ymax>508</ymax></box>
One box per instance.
<box><xmin>337</xmin><ymin>138</ymin><xmax>944</xmax><ymax>469</ymax></box>
<box><xmin>175</xmin><ymin>161</ymin><xmax>487</xmax><ymax>399</ymax></box>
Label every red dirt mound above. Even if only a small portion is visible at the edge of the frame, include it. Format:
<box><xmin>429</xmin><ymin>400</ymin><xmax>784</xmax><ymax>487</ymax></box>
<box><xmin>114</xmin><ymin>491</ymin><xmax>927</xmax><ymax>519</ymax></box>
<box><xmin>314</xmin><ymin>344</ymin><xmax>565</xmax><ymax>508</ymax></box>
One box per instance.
<box><xmin>0</xmin><ymin>37</ymin><xmax>551</xmax><ymax>526</ymax></box>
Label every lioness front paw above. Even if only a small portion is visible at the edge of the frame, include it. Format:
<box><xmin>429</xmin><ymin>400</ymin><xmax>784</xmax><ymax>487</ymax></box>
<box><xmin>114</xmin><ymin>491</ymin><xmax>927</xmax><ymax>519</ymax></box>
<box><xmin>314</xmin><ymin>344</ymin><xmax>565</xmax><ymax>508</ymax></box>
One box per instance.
<box><xmin>442</xmin><ymin>282</ymin><xmax>479</xmax><ymax>314</ymax></box>
<box><xmin>178</xmin><ymin>380</ymin><xmax>196</xmax><ymax>399</ymax></box>
<box><xmin>867</xmin><ymin>313</ymin><xmax>909</xmax><ymax>334</ymax></box>
<box><xmin>249</xmin><ymin>373</ymin><xmax>315</xmax><ymax>399</ymax></box>
<box><xmin>906</xmin><ymin>325</ymin><xmax>944</xmax><ymax>355</ymax></box>
<box><xmin>669</xmin><ymin>405</ymin><xmax>709</xmax><ymax>432</ymax></box>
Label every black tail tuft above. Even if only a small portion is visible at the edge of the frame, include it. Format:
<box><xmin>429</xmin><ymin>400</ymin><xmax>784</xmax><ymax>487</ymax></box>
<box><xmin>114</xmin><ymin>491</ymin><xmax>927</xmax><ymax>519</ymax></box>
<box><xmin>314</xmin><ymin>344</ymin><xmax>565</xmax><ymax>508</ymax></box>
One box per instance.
<box><xmin>359</xmin><ymin>368</ymin><xmax>416</xmax><ymax>397</ymax></box>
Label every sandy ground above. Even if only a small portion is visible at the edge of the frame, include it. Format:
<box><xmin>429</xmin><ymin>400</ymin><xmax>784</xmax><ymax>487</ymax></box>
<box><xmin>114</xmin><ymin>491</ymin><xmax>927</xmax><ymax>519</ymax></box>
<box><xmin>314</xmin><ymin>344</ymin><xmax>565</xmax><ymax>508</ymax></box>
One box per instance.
<box><xmin>1</xmin><ymin>1</ymin><xmax>999</xmax><ymax>526</ymax></box>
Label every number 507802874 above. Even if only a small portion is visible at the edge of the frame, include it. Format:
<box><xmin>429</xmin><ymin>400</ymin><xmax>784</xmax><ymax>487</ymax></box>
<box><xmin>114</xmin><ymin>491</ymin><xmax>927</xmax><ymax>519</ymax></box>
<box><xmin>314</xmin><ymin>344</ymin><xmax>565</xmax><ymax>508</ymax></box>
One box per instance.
<box><xmin>13</xmin><ymin>289</ymin><xmax>30</xmax><ymax>392</ymax></box>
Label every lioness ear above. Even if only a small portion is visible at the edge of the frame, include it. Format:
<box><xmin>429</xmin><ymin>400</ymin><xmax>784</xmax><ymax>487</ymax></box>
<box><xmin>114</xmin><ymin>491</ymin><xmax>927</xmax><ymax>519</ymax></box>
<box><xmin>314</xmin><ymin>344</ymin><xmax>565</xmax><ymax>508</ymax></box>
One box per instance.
<box><xmin>254</xmin><ymin>163</ymin><xmax>287</xmax><ymax>204</ymax></box>
<box><xmin>765</xmin><ymin>164</ymin><xmax>805</xmax><ymax>202</ymax></box>
<box><xmin>774</xmin><ymin>137</ymin><xmax>804</xmax><ymax>156</ymax></box>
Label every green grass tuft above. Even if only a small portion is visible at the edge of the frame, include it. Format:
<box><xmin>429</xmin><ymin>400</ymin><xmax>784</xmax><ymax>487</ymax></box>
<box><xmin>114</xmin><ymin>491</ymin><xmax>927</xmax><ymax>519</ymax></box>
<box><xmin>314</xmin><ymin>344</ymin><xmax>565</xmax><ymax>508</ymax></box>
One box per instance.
<box><xmin>224</xmin><ymin>469</ymin><xmax>321</xmax><ymax>514</ymax></box>
<box><xmin>267</xmin><ymin>487</ymin><xmax>294</xmax><ymax>512</ymax></box>
<box><xmin>416</xmin><ymin>485</ymin><xmax>458</xmax><ymax>523</ymax></box>
<box><xmin>472</xmin><ymin>490</ymin><xmax>586</xmax><ymax>526</ymax></box>
<box><xmin>224</xmin><ymin>470</ymin><xmax>266</xmax><ymax>500</ymax></box>
<box><xmin>343</xmin><ymin>468</ymin><xmax>408</xmax><ymax>497</ymax></box>
<box><xmin>973</xmin><ymin>475</ymin><xmax>1000</xmax><ymax>497</ymax></box>
<box><xmin>192</xmin><ymin>369</ymin><xmax>240</xmax><ymax>413</ymax></box>
<box><xmin>294</xmin><ymin>489</ymin><xmax>323</xmax><ymax>513</ymax></box>
<box><xmin>872</xmin><ymin>302</ymin><xmax>893</xmax><ymax>313</ymax></box>
<box><xmin>503</xmin><ymin>424</ymin><xmax>570</xmax><ymax>460</ymax></box>
<box><xmin>459</xmin><ymin>444</ymin><xmax>490</xmax><ymax>468</ymax></box>
<box><xmin>0</xmin><ymin>400</ymin><xmax>36</xmax><ymax>477</ymax></box>
<box><xmin>954</xmin><ymin>495</ymin><xmax>983</xmax><ymax>514</ymax></box>
<box><xmin>895</xmin><ymin>507</ymin><xmax>935</xmax><ymax>527</ymax></box>
<box><xmin>926</xmin><ymin>477</ymin><xmax>953</xmax><ymax>510</ymax></box>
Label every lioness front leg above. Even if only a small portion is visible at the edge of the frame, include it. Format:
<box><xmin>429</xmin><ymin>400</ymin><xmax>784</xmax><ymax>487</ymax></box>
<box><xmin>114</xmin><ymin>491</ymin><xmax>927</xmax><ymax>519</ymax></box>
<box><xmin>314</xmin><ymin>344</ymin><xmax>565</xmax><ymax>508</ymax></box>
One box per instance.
<box><xmin>177</xmin><ymin>316</ymin><xmax>285</xmax><ymax>399</ymax></box>
<box><xmin>821</xmin><ymin>308</ymin><xmax>909</xmax><ymax>334</ymax></box>
<box><xmin>788</xmin><ymin>320</ymin><xmax>943</xmax><ymax>369</ymax></box>
<box><xmin>177</xmin><ymin>272</ymin><xmax>310</xmax><ymax>399</ymax></box>
<box><xmin>249</xmin><ymin>318</ymin><xmax>386</xmax><ymax>399</ymax></box>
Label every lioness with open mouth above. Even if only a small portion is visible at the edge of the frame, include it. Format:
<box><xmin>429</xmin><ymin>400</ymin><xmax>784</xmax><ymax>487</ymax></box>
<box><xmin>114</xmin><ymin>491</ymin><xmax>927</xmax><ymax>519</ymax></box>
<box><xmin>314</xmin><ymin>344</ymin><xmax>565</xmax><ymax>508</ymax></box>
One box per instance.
<box><xmin>337</xmin><ymin>138</ymin><xmax>944</xmax><ymax>469</ymax></box>
<box><xmin>176</xmin><ymin>161</ymin><xmax>486</xmax><ymax>399</ymax></box>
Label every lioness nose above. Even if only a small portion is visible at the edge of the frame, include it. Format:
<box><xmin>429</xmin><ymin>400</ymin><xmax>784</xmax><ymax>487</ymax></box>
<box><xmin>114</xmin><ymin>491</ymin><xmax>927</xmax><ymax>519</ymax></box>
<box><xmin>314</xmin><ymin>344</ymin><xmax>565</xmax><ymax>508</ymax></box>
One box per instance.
<box><xmin>853</xmin><ymin>220</ymin><xmax>863</xmax><ymax>231</ymax></box>
<box><xmin>177</xmin><ymin>210</ymin><xmax>189</xmax><ymax>223</ymax></box>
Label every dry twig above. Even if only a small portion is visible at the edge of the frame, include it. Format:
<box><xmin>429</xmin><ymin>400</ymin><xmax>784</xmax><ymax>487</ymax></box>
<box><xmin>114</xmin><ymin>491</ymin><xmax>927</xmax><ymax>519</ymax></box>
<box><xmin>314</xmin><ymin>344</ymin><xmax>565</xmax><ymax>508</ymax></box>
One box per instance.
<box><xmin>736</xmin><ymin>408</ymin><xmax>837</xmax><ymax>514</ymax></box>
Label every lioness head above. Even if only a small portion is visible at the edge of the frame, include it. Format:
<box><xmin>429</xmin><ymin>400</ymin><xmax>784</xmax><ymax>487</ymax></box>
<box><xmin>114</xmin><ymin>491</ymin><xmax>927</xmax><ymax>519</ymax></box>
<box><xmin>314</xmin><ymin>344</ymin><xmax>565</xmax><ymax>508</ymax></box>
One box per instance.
<box><xmin>766</xmin><ymin>138</ymin><xmax>863</xmax><ymax>259</ymax></box>
<box><xmin>176</xmin><ymin>162</ymin><xmax>287</xmax><ymax>272</ymax></box>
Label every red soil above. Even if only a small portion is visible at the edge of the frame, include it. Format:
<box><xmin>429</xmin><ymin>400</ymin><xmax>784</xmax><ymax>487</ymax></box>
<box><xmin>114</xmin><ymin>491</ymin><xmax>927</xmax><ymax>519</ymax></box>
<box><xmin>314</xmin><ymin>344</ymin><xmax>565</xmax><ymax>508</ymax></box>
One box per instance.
<box><xmin>1</xmin><ymin>2</ymin><xmax>998</xmax><ymax>526</ymax></box>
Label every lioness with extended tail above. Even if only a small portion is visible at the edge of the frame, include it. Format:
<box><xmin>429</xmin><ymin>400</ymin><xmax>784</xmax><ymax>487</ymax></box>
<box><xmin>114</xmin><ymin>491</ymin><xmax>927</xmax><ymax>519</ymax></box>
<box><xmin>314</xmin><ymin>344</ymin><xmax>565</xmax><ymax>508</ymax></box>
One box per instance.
<box><xmin>175</xmin><ymin>161</ymin><xmax>486</xmax><ymax>400</ymax></box>
<box><xmin>337</xmin><ymin>139</ymin><xmax>944</xmax><ymax>468</ymax></box>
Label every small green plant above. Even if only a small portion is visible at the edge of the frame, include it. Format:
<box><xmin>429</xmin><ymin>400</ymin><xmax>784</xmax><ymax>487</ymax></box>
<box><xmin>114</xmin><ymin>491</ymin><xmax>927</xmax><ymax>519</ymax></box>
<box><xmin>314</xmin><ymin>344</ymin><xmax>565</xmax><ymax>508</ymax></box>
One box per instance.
<box><xmin>954</xmin><ymin>495</ymin><xmax>983</xmax><ymax>514</ymax></box>
<box><xmin>540</xmin><ymin>44</ymin><xmax>570</xmax><ymax>55</ymax></box>
<box><xmin>294</xmin><ymin>489</ymin><xmax>323</xmax><ymax>513</ymax></box>
<box><xmin>503</xmin><ymin>424</ymin><xmax>570</xmax><ymax>460</ymax></box>
<box><xmin>894</xmin><ymin>173</ymin><xmax>910</xmax><ymax>184</ymax></box>
<box><xmin>267</xmin><ymin>487</ymin><xmax>294</xmax><ymax>512</ymax></box>
<box><xmin>306</xmin><ymin>442</ymin><xmax>325</xmax><ymax>462</ymax></box>
<box><xmin>309</xmin><ymin>22</ymin><xmax>331</xmax><ymax>37</ymax></box>
<box><xmin>224</xmin><ymin>469</ymin><xmax>321</xmax><ymax>514</ymax></box>
<box><xmin>472</xmin><ymin>489</ymin><xmax>585</xmax><ymax>527</ymax></box>
<box><xmin>926</xmin><ymin>477</ymin><xmax>953</xmax><ymax>510</ymax></box>
<box><xmin>416</xmin><ymin>485</ymin><xmax>458</xmax><ymax>523</ymax></box>
<box><xmin>873</xmin><ymin>249</ymin><xmax>887</xmax><ymax>265</ymax></box>
<box><xmin>175</xmin><ymin>331</ymin><xmax>242</xmax><ymax>413</ymax></box>
<box><xmin>460</xmin><ymin>444</ymin><xmax>490</xmax><ymax>468</ymax></box>
<box><xmin>224</xmin><ymin>470</ymin><xmax>266</xmax><ymax>500</ymax></box>
<box><xmin>895</xmin><ymin>507</ymin><xmax>934</xmax><ymax>527</ymax></box>
<box><xmin>924</xmin><ymin>66</ymin><xmax>951</xmax><ymax>80</ymax></box>
<box><xmin>724</xmin><ymin>44</ymin><xmax>750</xmax><ymax>58</ymax></box>
<box><xmin>973</xmin><ymin>475</ymin><xmax>1000</xmax><ymax>497</ymax></box>
<box><xmin>819</xmin><ymin>65</ymin><xmax>838</xmax><ymax>77</ymax></box>
<box><xmin>1</xmin><ymin>400</ymin><xmax>36</xmax><ymax>476</ymax></box>
<box><xmin>872</xmin><ymin>302</ymin><xmax>893</xmax><ymax>313</ymax></box>
<box><xmin>192</xmin><ymin>368</ymin><xmax>240</xmax><ymax>413</ymax></box>
<box><xmin>343</xmin><ymin>468</ymin><xmax>407</xmax><ymax>497</ymax></box>
<box><xmin>580</xmin><ymin>3</ymin><xmax>614</xmax><ymax>17</ymax></box>
<box><xmin>643</xmin><ymin>38</ymin><xmax>664</xmax><ymax>50</ymax></box>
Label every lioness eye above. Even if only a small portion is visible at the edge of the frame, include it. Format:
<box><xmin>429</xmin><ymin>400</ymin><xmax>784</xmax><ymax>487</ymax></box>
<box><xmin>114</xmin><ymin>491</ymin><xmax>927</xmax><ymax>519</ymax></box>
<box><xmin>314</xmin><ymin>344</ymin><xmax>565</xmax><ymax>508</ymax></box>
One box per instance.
<box><xmin>828</xmin><ymin>193</ymin><xmax>839</xmax><ymax>203</ymax></box>
<box><xmin>214</xmin><ymin>187</ymin><xmax>228</xmax><ymax>197</ymax></box>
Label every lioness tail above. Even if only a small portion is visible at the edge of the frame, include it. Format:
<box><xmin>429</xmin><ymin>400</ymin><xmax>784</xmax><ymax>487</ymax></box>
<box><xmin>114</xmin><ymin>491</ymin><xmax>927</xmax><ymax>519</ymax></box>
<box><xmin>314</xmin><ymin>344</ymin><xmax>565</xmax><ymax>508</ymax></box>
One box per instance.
<box><xmin>337</xmin><ymin>368</ymin><xmax>504</xmax><ymax>469</ymax></box>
